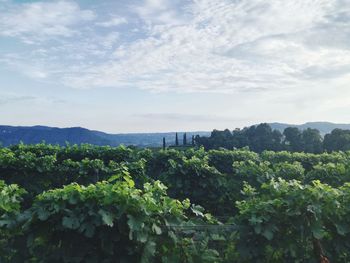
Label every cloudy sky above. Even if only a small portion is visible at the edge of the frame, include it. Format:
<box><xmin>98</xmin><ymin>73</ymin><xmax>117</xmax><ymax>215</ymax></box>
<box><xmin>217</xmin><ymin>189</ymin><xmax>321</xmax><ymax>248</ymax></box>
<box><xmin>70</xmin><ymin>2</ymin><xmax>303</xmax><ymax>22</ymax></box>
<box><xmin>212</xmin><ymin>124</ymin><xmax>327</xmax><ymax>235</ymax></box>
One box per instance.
<box><xmin>1</xmin><ymin>0</ymin><xmax>350</xmax><ymax>133</ymax></box>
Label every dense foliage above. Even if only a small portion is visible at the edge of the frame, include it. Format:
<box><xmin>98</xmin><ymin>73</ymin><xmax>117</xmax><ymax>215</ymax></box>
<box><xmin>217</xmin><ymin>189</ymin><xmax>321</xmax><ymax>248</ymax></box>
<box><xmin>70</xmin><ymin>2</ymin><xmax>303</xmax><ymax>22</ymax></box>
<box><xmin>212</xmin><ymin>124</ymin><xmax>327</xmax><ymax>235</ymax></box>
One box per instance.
<box><xmin>2</xmin><ymin>143</ymin><xmax>350</xmax><ymax>262</ymax></box>
<box><xmin>0</xmin><ymin>176</ymin><xmax>221</xmax><ymax>262</ymax></box>
<box><xmin>195</xmin><ymin>123</ymin><xmax>350</xmax><ymax>153</ymax></box>
<box><xmin>235</xmin><ymin>179</ymin><xmax>350</xmax><ymax>262</ymax></box>
<box><xmin>24</xmin><ymin>177</ymin><xmax>221</xmax><ymax>263</ymax></box>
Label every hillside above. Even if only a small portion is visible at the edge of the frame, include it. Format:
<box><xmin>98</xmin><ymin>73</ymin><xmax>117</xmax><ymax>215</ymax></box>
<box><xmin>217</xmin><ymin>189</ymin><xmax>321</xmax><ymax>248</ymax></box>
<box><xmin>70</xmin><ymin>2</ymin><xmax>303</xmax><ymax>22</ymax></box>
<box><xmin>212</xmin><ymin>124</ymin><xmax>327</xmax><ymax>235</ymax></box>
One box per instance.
<box><xmin>0</xmin><ymin>125</ymin><xmax>209</xmax><ymax>147</ymax></box>
<box><xmin>0</xmin><ymin>126</ymin><xmax>110</xmax><ymax>146</ymax></box>
<box><xmin>1</xmin><ymin>122</ymin><xmax>349</xmax><ymax>147</ymax></box>
<box><xmin>269</xmin><ymin>121</ymin><xmax>350</xmax><ymax>135</ymax></box>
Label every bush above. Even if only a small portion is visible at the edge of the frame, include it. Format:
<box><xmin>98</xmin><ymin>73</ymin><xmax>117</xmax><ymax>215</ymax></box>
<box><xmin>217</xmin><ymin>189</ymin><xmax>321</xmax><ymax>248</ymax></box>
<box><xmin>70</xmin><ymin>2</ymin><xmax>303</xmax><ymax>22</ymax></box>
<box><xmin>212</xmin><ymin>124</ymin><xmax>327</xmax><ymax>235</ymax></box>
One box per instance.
<box><xmin>20</xmin><ymin>175</ymin><xmax>220</xmax><ymax>263</ymax></box>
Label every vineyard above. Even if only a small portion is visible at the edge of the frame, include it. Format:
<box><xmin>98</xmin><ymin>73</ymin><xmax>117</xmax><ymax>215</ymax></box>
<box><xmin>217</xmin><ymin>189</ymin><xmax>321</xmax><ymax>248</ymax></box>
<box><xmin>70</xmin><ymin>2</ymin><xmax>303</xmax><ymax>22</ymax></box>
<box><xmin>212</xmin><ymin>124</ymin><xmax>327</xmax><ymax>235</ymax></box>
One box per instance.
<box><xmin>1</xmin><ymin>143</ymin><xmax>350</xmax><ymax>262</ymax></box>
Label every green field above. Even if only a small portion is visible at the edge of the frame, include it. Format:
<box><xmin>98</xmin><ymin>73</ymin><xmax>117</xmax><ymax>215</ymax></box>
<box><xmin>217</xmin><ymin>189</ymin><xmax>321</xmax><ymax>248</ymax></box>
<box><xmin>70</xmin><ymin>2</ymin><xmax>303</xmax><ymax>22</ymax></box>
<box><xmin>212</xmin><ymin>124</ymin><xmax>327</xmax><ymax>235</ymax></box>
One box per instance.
<box><xmin>1</xmin><ymin>143</ymin><xmax>350</xmax><ymax>262</ymax></box>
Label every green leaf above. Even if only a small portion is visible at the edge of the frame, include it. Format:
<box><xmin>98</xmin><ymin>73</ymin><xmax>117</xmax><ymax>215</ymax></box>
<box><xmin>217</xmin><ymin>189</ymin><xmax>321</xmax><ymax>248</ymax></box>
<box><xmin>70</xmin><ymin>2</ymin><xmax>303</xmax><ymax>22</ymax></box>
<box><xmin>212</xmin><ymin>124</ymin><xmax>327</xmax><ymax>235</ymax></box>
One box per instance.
<box><xmin>141</xmin><ymin>240</ymin><xmax>156</xmax><ymax>263</ymax></box>
<box><xmin>127</xmin><ymin>215</ymin><xmax>145</xmax><ymax>231</ymax></box>
<box><xmin>191</xmin><ymin>205</ymin><xmax>204</xmax><ymax>217</ymax></box>
<box><xmin>138</xmin><ymin>231</ymin><xmax>149</xmax><ymax>243</ymax></box>
<box><xmin>311</xmin><ymin>222</ymin><xmax>326</xmax><ymax>239</ymax></box>
<box><xmin>81</xmin><ymin>223</ymin><xmax>95</xmax><ymax>238</ymax></box>
<box><xmin>123</xmin><ymin>175</ymin><xmax>135</xmax><ymax>188</ymax></box>
<box><xmin>68</xmin><ymin>194</ymin><xmax>79</xmax><ymax>205</ymax></box>
<box><xmin>37</xmin><ymin>208</ymin><xmax>50</xmax><ymax>221</ymax></box>
<box><xmin>254</xmin><ymin>224</ymin><xmax>262</xmax><ymax>234</ymax></box>
<box><xmin>98</xmin><ymin>209</ymin><xmax>114</xmax><ymax>227</ymax></box>
<box><xmin>262</xmin><ymin>229</ymin><xmax>274</xmax><ymax>240</ymax></box>
<box><xmin>107</xmin><ymin>174</ymin><xmax>121</xmax><ymax>183</ymax></box>
<box><xmin>152</xmin><ymin>223</ymin><xmax>162</xmax><ymax>235</ymax></box>
<box><xmin>335</xmin><ymin>223</ymin><xmax>349</xmax><ymax>236</ymax></box>
<box><xmin>249</xmin><ymin>215</ymin><xmax>263</xmax><ymax>225</ymax></box>
<box><xmin>62</xmin><ymin>216</ymin><xmax>80</xmax><ymax>229</ymax></box>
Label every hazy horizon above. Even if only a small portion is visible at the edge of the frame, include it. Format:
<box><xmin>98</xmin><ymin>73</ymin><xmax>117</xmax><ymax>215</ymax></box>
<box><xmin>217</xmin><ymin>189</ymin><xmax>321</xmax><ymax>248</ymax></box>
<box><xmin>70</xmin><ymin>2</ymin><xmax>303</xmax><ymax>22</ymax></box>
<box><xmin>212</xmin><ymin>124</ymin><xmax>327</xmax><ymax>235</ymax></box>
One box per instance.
<box><xmin>2</xmin><ymin>121</ymin><xmax>349</xmax><ymax>135</ymax></box>
<box><xmin>1</xmin><ymin>0</ymin><xmax>350</xmax><ymax>133</ymax></box>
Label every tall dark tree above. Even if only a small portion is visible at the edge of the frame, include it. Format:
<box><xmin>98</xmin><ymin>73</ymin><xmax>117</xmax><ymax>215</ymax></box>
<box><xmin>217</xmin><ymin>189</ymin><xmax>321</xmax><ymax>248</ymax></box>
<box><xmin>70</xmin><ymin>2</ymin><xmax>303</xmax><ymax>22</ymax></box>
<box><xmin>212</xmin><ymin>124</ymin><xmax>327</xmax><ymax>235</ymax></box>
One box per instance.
<box><xmin>175</xmin><ymin>132</ymin><xmax>179</xmax><ymax>146</ymax></box>
<box><xmin>183</xmin><ymin>133</ymin><xmax>187</xmax><ymax>145</ymax></box>
<box><xmin>194</xmin><ymin>134</ymin><xmax>205</xmax><ymax>148</ymax></box>
<box><xmin>192</xmin><ymin>135</ymin><xmax>195</xmax><ymax>146</ymax></box>
<box><xmin>271</xmin><ymin>130</ymin><xmax>283</xmax><ymax>151</ymax></box>
<box><xmin>301</xmin><ymin>128</ymin><xmax>323</xmax><ymax>153</ymax></box>
<box><xmin>323</xmin><ymin>129</ymin><xmax>350</xmax><ymax>152</ymax></box>
<box><xmin>283</xmin><ymin>127</ymin><xmax>302</xmax><ymax>152</ymax></box>
<box><xmin>210</xmin><ymin>129</ymin><xmax>233</xmax><ymax>149</ymax></box>
<box><xmin>232</xmin><ymin>128</ymin><xmax>249</xmax><ymax>148</ymax></box>
<box><xmin>246</xmin><ymin>123</ymin><xmax>282</xmax><ymax>152</ymax></box>
<box><xmin>162</xmin><ymin>137</ymin><xmax>166</xmax><ymax>150</ymax></box>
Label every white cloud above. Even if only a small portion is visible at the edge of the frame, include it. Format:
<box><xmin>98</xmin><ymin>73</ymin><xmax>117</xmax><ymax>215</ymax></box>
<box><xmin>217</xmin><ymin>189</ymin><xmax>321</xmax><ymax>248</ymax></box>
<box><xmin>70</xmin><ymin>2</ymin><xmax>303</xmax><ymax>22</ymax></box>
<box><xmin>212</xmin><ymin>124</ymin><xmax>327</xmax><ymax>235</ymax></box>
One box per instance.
<box><xmin>2</xmin><ymin>0</ymin><xmax>350</xmax><ymax>99</ymax></box>
<box><xmin>134</xmin><ymin>113</ymin><xmax>239</xmax><ymax>122</ymax></box>
<box><xmin>0</xmin><ymin>54</ymin><xmax>50</xmax><ymax>79</ymax></box>
<box><xmin>133</xmin><ymin>0</ymin><xmax>189</xmax><ymax>26</ymax></box>
<box><xmin>99</xmin><ymin>32</ymin><xmax>120</xmax><ymax>49</ymax></box>
<box><xmin>0</xmin><ymin>95</ymin><xmax>36</xmax><ymax>106</ymax></box>
<box><xmin>0</xmin><ymin>93</ymin><xmax>66</xmax><ymax>107</ymax></box>
<box><xmin>96</xmin><ymin>17</ymin><xmax>127</xmax><ymax>27</ymax></box>
<box><xmin>58</xmin><ymin>0</ymin><xmax>349</xmax><ymax>96</ymax></box>
<box><xmin>0</xmin><ymin>1</ymin><xmax>96</xmax><ymax>41</ymax></box>
<box><xmin>3</xmin><ymin>0</ymin><xmax>350</xmax><ymax>131</ymax></box>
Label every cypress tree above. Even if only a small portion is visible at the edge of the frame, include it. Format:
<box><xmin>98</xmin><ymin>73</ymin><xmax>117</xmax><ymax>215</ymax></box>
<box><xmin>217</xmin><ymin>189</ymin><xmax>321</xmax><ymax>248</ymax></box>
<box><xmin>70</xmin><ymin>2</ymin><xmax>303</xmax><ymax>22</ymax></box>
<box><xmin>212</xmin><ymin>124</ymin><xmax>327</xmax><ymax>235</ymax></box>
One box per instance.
<box><xmin>192</xmin><ymin>135</ymin><xmax>195</xmax><ymax>146</ymax></box>
<box><xmin>175</xmin><ymin>133</ymin><xmax>179</xmax><ymax>146</ymax></box>
<box><xmin>183</xmin><ymin>133</ymin><xmax>187</xmax><ymax>145</ymax></box>
<box><xmin>162</xmin><ymin>137</ymin><xmax>166</xmax><ymax>150</ymax></box>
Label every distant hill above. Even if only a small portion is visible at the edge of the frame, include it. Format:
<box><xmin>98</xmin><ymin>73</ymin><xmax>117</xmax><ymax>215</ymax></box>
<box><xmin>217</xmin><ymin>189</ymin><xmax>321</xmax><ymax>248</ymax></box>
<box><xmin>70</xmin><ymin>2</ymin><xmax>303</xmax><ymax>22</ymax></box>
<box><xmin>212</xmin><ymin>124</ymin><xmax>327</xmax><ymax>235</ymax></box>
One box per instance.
<box><xmin>268</xmin><ymin>122</ymin><xmax>350</xmax><ymax>135</ymax></box>
<box><xmin>0</xmin><ymin>125</ymin><xmax>210</xmax><ymax>147</ymax></box>
<box><xmin>1</xmin><ymin>122</ymin><xmax>348</xmax><ymax>147</ymax></box>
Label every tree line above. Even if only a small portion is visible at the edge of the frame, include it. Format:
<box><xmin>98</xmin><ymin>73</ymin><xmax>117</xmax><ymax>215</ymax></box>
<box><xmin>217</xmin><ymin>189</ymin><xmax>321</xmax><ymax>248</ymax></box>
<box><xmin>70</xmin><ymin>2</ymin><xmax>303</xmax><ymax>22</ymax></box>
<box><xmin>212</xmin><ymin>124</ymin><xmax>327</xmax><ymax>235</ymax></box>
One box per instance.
<box><xmin>195</xmin><ymin>123</ymin><xmax>350</xmax><ymax>153</ymax></box>
<box><xmin>162</xmin><ymin>132</ymin><xmax>195</xmax><ymax>149</ymax></box>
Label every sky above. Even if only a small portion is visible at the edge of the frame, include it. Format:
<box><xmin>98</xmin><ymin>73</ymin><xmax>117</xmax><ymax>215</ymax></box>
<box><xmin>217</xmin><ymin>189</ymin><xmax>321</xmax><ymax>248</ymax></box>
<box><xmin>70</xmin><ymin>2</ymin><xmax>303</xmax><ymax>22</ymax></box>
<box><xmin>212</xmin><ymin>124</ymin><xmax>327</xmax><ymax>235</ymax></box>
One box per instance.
<box><xmin>1</xmin><ymin>0</ymin><xmax>350</xmax><ymax>133</ymax></box>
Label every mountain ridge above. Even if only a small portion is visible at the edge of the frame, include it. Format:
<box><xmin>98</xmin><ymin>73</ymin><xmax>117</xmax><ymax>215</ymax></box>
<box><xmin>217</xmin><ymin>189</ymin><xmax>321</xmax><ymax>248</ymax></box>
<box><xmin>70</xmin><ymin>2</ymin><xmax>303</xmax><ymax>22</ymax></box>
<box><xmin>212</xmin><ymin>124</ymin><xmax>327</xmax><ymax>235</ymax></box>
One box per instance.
<box><xmin>0</xmin><ymin>125</ymin><xmax>209</xmax><ymax>147</ymax></box>
<box><xmin>268</xmin><ymin>121</ymin><xmax>350</xmax><ymax>135</ymax></box>
<box><xmin>1</xmin><ymin>122</ymin><xmax>350</xmax><ymax>147</ymax></box>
